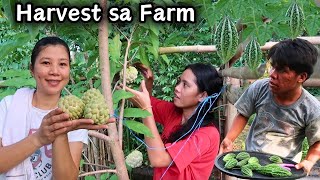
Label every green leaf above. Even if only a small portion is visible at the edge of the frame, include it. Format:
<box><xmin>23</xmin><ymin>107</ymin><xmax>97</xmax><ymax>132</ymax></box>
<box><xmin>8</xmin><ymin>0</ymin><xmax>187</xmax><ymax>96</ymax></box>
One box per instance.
<box><xmin>161</xmin><ymin>55</ymin><xmax>170</xmax><ymax>66</ymax></box>
<box><xmin>123</xmin><ymin>108</ymin><xmax>151</xmax><ymax>118</ymax></box>
<box><xmin>109</xmin><ymin>174</ymin><xmax>118</xmax><ymax>180</ymax></box>
<box><xmin>150</xmin><ymin>32</ymin><xmax>159</xmax><ymax>50</ymax></box>
<box><xmin>109</xmin><ymin>33</ymin><xmax>122</xmax><ymax>62</ymax></box>
<box><xmin>0</xmin><ymin>32</ymin><xmax>32</xmax><ymax>60</ymax></box>
<box><xmin>0</xmin><ymin>69</ymin><xmax>31</xmax><ymax>78</ymax></box>
<box><xmin>112</xmin><ymin>89</ymin><xmax>134</xmax><ymax>106</ymax></box>
<box><xmin>147</xmin><ymin>21</ymin><xmax>159</xmax><ymax>36</ymax></box>
<box><xmin>2</xmin><ymin>0</ymin><xmax>15</xmax><ymax>26</ymax></box>
<box><xmin>305</xmin><ymin>14</ymin><xmax>320</xmax><ymax>36</ymax></box>
<box><xmin>84</xmin><ymin>176</ymin><xmax>96</xmax><ymax>180</ymax></box>
<box><xmin>79</xmin><ymin>159</ymin><xmax>84</xmax><ymax>169</ymax></box>
<box><xmin>86</xmin><ymin>68</ymin><xmax>97</xmax><ymax>80</ymax></box>
<box><xmin>93</xmin><ymin>79</ymin><xmax>101</xmax><ymax>89</ymax></box>
<box><xmin>146</xmin><ymin>45</ymin><xmax>159</xmax><ymax>60</ymax></box>
<box><xmin>0</xmin><ymin>88</ymin><xmax>16</xmax><ymax>100</ymax></box>
<box><xmin>0</xmin><ymin>77</ymin><xmax>36</xmax><ymax>88</ymax></box>
<box><xmin>55</xmin><ymin>24</ymin><xmax>92</xmax><ymax>48</ymax></box>
<box><xmin>67</xmin><ymin>0</ymin><xmax>92</xmax><ymax>6</ymax></box>
<box><xmin>26</xmin><ymin>24</ymin><xmax>43</xmax><ymax>38</ymax></box>
<box><xmin>125</xmin><ymin>162</ymin><xmax>132</xmax><ymax>172</ymax></box>
<box><xmin>138</xmin><ymin>47</ymin><xmax>150</xmax><ymax>67</ymax></box>
<box><xmin>87</xmin><ymin>51</ymin><xmax>98</xmax><ymax>67</ymax></box>
<box><xmin>100</xmin><ymin>173</ymin><xmax>111</xmax><ymax>180</ymax></box>
<box><xmin>110</xmin><ymin>62</ymin><xmax>121</xmax><ymax>85</ymax></box>
<box><xmin>124</xmin><ymin>120</ymin><xmax>153</xmax><ymax>137</ymax></box>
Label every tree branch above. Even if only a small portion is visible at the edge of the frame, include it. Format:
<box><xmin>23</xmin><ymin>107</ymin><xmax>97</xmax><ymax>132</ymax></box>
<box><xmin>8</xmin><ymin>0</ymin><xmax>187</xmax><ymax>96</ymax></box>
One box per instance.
<box><xmin>79</xmin><ymin>169</ymin><xmax>117</xmax><ymax>177</ymax></box>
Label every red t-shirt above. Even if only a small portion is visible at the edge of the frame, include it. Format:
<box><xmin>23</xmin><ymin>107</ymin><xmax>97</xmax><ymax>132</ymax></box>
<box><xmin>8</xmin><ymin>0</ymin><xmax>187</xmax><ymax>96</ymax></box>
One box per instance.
<box><xmin>150</xmin><ymin>97</ymin><xmax>220</xmax><ymax>180</ymax></box>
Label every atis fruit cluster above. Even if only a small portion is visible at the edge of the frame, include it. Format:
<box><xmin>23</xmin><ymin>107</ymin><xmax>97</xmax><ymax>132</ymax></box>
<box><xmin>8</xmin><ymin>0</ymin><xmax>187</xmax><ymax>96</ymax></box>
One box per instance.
<box><xmin>58</xmin><ymin>88</ymin><xmax>109</xmax><ymax>124</ymax></box>
<box><xmin>120</xmin><ymin>66</ymin><xmax>138</xmax><ymax>84</ymax></box>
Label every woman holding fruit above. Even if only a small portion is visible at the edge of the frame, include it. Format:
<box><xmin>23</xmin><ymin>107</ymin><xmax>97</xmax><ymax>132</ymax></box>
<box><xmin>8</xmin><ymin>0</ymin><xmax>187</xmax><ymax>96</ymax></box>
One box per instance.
<box><xmin>124</xmin><ymin>63</ymin><xmax>223</xmax><ymax>179</ymax></box>
<box><xmin>0</xmin><ymin>36</ymin><xmax>109</xmax><ymax>179</ymax></box>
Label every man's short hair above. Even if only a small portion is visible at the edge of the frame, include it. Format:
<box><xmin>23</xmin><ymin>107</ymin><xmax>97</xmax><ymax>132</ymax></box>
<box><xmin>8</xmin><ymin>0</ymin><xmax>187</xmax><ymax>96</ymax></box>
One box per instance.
<box><xmin>267</xmin><ymin>38</ymin><xmax>318</xmax><ymax>79</ymax></box>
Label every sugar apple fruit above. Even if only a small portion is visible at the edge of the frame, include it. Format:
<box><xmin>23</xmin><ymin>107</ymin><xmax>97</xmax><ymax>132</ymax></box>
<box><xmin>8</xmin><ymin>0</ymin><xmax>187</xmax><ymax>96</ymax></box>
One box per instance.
<box><xmin>125</xmin><ymin>150</ymin><xmax>143</xmax><ymax>168</ymax></box>
<box><xmin>83</xmin><ymin>99</ymin><xmax>109</xmax><ymax>125</ymax></box>
<box><xmin>58</xmin><ymin>95</ymin><xmax>85</xmax><ymax>120</ymax></box>
<box><xmin>120</xmin><ymin>66</ymin><xmax>138</xmax><ymax>84</ymax></box>
<box><xmin>82</xmin><ymin>88</ymin><xmax>104</xmax><ymax>104</ymax></box>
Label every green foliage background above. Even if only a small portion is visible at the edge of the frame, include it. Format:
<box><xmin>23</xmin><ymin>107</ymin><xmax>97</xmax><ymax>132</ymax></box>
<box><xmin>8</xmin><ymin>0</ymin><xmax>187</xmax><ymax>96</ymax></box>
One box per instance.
<box><xmin>0</xmin><ymin>0</ymin><xmax>319</xmax><ymax>178</ymax></box>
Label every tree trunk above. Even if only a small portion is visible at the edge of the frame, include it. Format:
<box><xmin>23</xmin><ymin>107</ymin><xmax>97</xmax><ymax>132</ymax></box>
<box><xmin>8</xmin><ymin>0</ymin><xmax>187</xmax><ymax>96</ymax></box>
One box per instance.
<box><xmin>98</xmin><ymin>0</ymin><xmax>129</xmax><ymax>179</ymax></box>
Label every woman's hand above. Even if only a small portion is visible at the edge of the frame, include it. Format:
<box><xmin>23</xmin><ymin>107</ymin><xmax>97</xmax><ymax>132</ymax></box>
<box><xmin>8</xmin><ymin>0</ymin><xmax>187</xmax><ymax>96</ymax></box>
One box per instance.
<box><xmin>133</xmin><ymin>63</ymin><xmax>154</xmax><ymax>94</ymax></box>
<box><xmin>122</xmin><ymin>80</ymin><xmax>151</xmax><ymax>110</ymax></box>
<box><xmin>33</xmin><ymin>109</ymin><xmax>114</xmax><ymax>147</ymax></box>
<box><xmin>33</xmin><ymin>108</ymin><xmax>72</xmax><ymax>146</ymax></box>
<box><xmin>134</xmin><ymin>63</ymin><xmax>153</xmax><ymax>80</ymax></box>
<box><xmin>66</xmin><ymin>117</ymin><xmax>115</xmax><ymax>131</ymax></box>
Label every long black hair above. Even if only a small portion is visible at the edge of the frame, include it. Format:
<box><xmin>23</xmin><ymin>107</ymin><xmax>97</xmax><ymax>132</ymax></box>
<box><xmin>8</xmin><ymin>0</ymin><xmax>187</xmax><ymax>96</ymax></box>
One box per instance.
<box><xmin>165</xmin><ymin>63</ymin><xmax>223</xmax><ymax>143</ymax></box>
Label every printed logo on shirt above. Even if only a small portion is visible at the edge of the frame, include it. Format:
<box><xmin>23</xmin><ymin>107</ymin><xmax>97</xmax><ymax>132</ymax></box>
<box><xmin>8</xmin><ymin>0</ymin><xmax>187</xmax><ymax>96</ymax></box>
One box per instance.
<box><xmin>29</xmin><ymin>129</ymin><xmax>53</xmax><ymax>179</ymax></box>
<box><xmin>31</xmin><ymin>149</ymin><xmax>42</xmax><ymax>168</ymax></box>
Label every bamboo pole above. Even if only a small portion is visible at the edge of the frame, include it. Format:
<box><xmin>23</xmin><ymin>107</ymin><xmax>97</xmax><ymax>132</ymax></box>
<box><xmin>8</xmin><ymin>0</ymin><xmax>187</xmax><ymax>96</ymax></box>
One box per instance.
<box><xmin>158</xmin><ymin>36</ymin><xmax>320</xmax><ymax>54</ymax></box>
<box><xmin>303</xmin><ymin>78</ymin><xmax>320</xmax><ymax>87</ymax></box>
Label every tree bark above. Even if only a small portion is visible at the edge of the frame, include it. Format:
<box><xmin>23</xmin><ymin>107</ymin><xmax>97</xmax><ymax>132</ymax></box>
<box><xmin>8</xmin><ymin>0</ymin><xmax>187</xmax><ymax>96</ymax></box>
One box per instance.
<box><xmin>98</xmin><ymin>0</ymin><xmax>129</xmax><ymax>179</ymax></box>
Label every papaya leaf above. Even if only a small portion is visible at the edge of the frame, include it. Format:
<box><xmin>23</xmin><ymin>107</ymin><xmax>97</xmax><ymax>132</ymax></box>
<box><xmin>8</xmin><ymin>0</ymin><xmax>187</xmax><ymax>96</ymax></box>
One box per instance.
<box><xmin>123</xmin><ymin>108</ymin><xmax>151</xmax><ymax>118</ymax></box>
<box><xmin>124</xmin><ymin>120</ymin><xmax>153</xmax><ymax>138</ymax></box>
<box><xmin>305</xmin><ymin>14</ymin><xmax>320</xmax><ymax>36</ymax></box>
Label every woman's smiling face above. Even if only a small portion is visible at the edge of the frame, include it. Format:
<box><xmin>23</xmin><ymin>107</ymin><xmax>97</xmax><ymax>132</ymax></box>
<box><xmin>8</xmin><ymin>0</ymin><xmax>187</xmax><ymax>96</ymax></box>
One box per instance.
<box><xmin>31</xmin><ymin>45</ymin><xmax>70</xmax><ymax>95</ymax></box>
